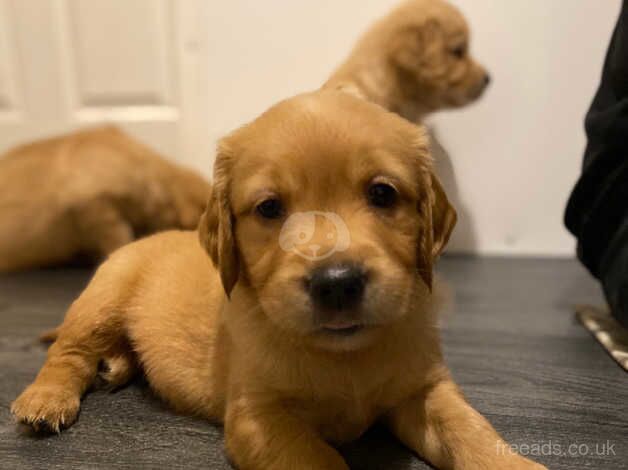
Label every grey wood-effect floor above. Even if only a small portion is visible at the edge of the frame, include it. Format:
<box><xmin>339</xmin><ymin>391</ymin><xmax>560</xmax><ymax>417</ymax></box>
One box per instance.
<box><xmin>0</xmin><ymin>256</ymin><xmax>626</xmax><ymax>469</ymax></box>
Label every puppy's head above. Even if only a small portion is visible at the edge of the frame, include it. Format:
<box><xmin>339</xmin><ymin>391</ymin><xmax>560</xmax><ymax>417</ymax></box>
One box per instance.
<box><xmin>199</xmin><ymin>91</ymin><xmax>456</xmax><ymax>351</ymax></box>
<box><xmin>386</xmin><ymin>0</ymin><xmax>489</xmax><ymax>112</ymax></box>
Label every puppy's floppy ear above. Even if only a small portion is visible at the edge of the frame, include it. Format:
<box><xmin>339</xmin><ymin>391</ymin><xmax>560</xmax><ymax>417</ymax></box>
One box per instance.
<box><xmin>390</xmin><ymin>19</ymin><xmax>440</xmax><ymax>72</ymax></box>
<box><xmin>198</xmin><ymin>142</ymin><xmax>239</xmax><ymax>296</ymax></box>
<box><xmin>416</xmin><ymin>171</ymin><xmax>457</xmax><ymax>291</ymax></box>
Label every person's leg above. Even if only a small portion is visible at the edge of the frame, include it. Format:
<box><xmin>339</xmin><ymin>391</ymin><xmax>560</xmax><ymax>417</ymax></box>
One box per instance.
<box><xmin>601</xmin><ymin>220</ymin><xmax>628</xmax><ymax>327</ymax></box>
<box><xmin>565</xmin><ymin>0</ymin><xmax>628</xmax><ymax>327</ymax></box>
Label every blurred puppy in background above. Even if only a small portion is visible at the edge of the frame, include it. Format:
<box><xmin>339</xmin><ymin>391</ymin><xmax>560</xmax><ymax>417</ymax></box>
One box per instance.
<box><xmin>0</xmin><ymin>126</ymin><xmax>210</xmax><ymax>272</ymax></box>
<box><xmin>12</xmin><ymin>91</ymin><xmax>544</xmax><ymax>470</ymax></box>
<box><xmin>325</xmin><ymin>0</ymin><xmax>490</xmax><ymax>122</ymax></box>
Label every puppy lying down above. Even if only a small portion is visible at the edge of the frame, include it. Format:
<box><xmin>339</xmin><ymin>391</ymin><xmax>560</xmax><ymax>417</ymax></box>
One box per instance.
<box><xmin>12</xmin><ymin>92</ymin><xmax>544</xmax><ymax>470</ymax></box>
<box><xmin>0</xmin><ymin>126</ymin><xmax>210</xmax><ymax>272</ymax></box>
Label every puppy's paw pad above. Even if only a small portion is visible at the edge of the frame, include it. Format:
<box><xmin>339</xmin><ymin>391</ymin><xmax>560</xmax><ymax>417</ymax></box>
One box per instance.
<box><xmin>11</xmin><ymin>384</ymin><xmax>80</xmax><ymax>433</ymax></box>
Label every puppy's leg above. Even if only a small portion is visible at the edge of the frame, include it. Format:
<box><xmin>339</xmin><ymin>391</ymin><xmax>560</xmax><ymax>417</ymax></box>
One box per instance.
<box><xmin>11</xmin><ymin>340</ymin><xmax>92</xmax><ymax>432</ymax></box>
<box><xmin>387</xmin><ymin>378</ymin><xmax>547</xmax><ymax>470</ymax></box>
<box><xmin>11</xmin><ymin>264</ymin><xmax>133</xmax><ymax>432</ymax></box>
<box><xmin>225</xmin><ymin>399</ymin><xmax>348</xmax><ymax>470</ymax></box>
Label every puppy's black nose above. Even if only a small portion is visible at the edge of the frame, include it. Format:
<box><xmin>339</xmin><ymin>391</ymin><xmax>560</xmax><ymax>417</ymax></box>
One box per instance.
<box><xmin>308</xmin><ymin>263</ymin><xmax>366</xmax><ymax>311</ymax></box>
<box><xmin>483</xmin><ymin>73</ymin><xmax>491</xmax><ymax>86</ymax></box>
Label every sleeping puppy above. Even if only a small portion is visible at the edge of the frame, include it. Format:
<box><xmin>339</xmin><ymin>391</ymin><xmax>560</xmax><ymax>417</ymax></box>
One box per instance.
<box><xmin>324</xmin><ymin>0</ymin><xmax>490</xmax><ymax>122</ymax></box>
<box><xmin>11</xmin><ymin>91</ymin><xmax>544</xmax><ymax>470</ymax></box>
<box><xmin>0</xmin><ymin>126</ymin><xmax>210</xmax><ymax>272</ymax></box>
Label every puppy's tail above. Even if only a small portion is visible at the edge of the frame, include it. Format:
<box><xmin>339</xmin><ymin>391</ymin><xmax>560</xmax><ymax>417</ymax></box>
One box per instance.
<box><xmin>39</xmin><ymin>327</ymin><xmax>60</xmax><ymax>344</ymax></box>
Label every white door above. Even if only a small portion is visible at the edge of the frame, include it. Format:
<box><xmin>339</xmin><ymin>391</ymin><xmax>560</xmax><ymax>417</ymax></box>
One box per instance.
<box><xmin>0</xmin><ymin>0</ymin><xmax>210</xmax><ymax>174</ymax></box>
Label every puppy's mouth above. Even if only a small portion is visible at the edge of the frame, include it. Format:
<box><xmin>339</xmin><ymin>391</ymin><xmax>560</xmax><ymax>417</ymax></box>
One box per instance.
<box><xmin>319</xmin><ymin>320</ymin><xmax>365</xmax><ymax>336</ymax></box>
<box><xmin>470</xmin><ymin>84</ymin><xmax>487</xmax><ymax>100</ymax></box>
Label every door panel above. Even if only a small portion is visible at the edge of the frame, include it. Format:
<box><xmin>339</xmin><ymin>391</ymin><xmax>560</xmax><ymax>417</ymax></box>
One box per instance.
<box><xmin>0</xmin><ymin>0</ymin><xmax>208</xmax><ymax>173</ymax></box>
<box><xmin>0</xmin><ymin>0</ymin><xmax>21</xmax><ymax>119</ymax></box>
<box><xmin>67</xmin><ymin>0</ymin><xmax>175</xmax><ymax>108</ymax></box>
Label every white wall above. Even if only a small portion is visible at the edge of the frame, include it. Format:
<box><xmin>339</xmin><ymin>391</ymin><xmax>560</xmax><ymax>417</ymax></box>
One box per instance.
<box><xmin>429</xmin><ymin>0</ymin><xmax>622</xmax><ymax>256</ymax></box>
<box><xmin>203</xmin><ymin>0</ymin><xmax>622</xmax><ymax>256</ymax></box>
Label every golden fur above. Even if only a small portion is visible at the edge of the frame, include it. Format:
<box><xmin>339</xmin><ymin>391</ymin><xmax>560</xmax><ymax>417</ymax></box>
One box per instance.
<box><xmin>0</xmin><ymin>126</ymin><xmax>210</xmax><ymax>272</ymax></box>
<box><xmin>325</xmin><ymin>0</ymin><xmax>490</xmax><ymax>122</ymax></box>
<box><xmin>12</xmin><ymin>91</ymin><xmax>544</xmax><ymax>469</ymax></box>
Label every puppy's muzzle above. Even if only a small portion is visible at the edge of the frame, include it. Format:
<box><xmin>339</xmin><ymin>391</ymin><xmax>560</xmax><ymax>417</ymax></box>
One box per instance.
<box><xmin>307</xmin><ymin>263</ymin><xmax>366</xmax><ymax>312</ymax></box>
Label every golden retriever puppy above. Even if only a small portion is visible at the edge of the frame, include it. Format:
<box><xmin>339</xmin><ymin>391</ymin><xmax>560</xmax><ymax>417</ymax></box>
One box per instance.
<box><xmin>12</xmin><ymin>91</ymin><xmax>543</xmax><ymax>470</ymax></box>
<box><xmin>325</xmin><ymin>0</ymin><xmax>490</xmax><ymax>122</ymax></box>
<box><xmin>0</xmin><ymin>126</ymin><xmax>210</xmax><ymax>272</ymax></box>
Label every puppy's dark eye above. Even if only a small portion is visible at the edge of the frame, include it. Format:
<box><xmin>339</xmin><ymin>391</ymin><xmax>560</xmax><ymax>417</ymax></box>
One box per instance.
<box><xmin>367</xmin><ymin>183</ymin><xmax>398</xmax><ymax>209</ymax></box>
<box><xmin>256</xmin><ymin>198</ymin><xmax>284</xmax><ymax>219</ymax></box>
<box><xmin>452</xmin><ymin>45</ymin><xmax>466</xmax><ymax>59</ymax></box>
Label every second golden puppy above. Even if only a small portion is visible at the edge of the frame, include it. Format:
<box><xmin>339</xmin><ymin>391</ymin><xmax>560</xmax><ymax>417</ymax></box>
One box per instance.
<box><xmin>325</xmin><ymin>0</ymin><xmax>490</xmax><ymax>121</ymax></box>
<box><xmin>12</xmin><ymin>91</ymin><xmax>543</xmax><ymax>470</ymax></box>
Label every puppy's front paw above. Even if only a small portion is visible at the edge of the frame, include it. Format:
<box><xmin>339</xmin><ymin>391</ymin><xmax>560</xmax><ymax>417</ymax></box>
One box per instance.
<box><xmin>11</xmin><ymin>384</ymin><xmax>80</xmax><ymax>433</ymax></box>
